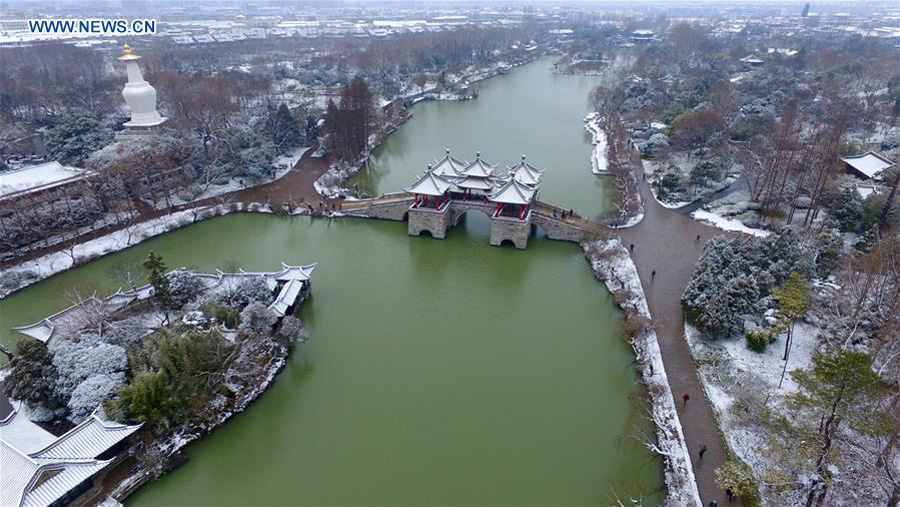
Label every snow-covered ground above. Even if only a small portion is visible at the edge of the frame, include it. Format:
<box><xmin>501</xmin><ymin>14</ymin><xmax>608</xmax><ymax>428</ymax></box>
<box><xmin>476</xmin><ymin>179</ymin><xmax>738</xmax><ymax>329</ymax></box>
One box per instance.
<box><xmin>583</xmin><ymin>115</ymin><xmax>609</xmax><ymax>174</ymax></box>
<box><xmin>584</xmin><ymin>239</ymin><xmax>702</xmax><ymax>507</ymax></box>
<box><xmin>692</xmin><ymin>210</ymin><xmax>769</xmax><ymax>237</ymax></box>
<box><xmin>685</xmin><ymin>322</ymin><xmax>820</xmax><ymax>505</ymax></box>
<box><xmin>155</xmin><ymin>146</ymin><xmax>309</xmax><ymax>209</ymax></box>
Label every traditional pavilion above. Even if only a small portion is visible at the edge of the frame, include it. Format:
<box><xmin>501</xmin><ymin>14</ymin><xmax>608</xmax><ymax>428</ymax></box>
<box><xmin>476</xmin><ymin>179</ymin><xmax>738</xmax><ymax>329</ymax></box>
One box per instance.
<box><xmin>454</xmin><ymin>152</ymin><xmax>500</xmax><ymax>197</ymax></box>
<box><xmin>399</xmin><ymin>151</ymin><xmax>545</xmax><ymax>248</ymax></box>
<box><xmin>489</xmin><ymin>177</ymin><xmax>539</xmax><ymax>220</ymax></box>
<box><xmin>506</xmin><ymin>155</ymin><xmax>545</xmax><ymax>187</ymax></box>
<box><xmin>429</xmin><ymin>149</ymin><xmax>468</xmax><ymax>178</ymax></box>
<box><xmin>1</xmin><ymin>406</ymin><xmax>141</xmax><ymax>507</ymax></box>
<box><xmin>403</xmin><ymin>170</ymin><xmax>454</xmax><ymax>210</ymax></box>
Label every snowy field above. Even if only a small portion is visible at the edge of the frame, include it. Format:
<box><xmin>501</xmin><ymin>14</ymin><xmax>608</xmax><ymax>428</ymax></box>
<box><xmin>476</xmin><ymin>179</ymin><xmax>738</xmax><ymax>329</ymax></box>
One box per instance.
<box><xmin>692</xmin><ymin>210</ymin><xmax>769</xmax><ymax>237</ymax></box>
<box><xmin>156</xmin><ymin>146</ymin><xmax>309</xmax><ymax>209</ymax></box>
<box><xmin>685</xmin><ymin>323</ymin><xmax>819</xmax><ymax>505</ymax></box>
<box><xmin>583</xmin><ymin>115</ymin><xmax>609</xmax><ymax>175</ymax></box>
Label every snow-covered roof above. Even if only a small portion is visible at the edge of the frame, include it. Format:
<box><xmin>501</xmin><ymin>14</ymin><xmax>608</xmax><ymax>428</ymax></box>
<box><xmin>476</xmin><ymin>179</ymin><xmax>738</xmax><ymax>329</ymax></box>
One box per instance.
<box><xmin>29</xmin><ymin>412</ymin><xmax>141</xmax><ymax>461</ymax></box>
<box><xmin>0</xmin><ymin>162</ymin><xmax>90</xmax><ymax>200</ymax></box>
<box><xmin>455</xmin><ymin>176</ymin><xmax>495</xmax><ymax>191</ymax></box>
<box><xmin>841</xmin><ymin>151</ymin><xmax>895</xmax><ymax>180</ymax></box>
<box><xmin>0</xmin><ymin>408</ymin><xmax>56</xmax><ymax>454</ymax></box>
<box><xmin>403</xmin><ymin>171</ymin><xmax>454</xmax><ymax>196</ymax></box>
<box><xmin>507</xmin><ymin>156</ymin><xmax>545</xmax><ymax>187</ymax></box>
<box><xmin>489</xmin><ymin>178</ymin><xmax>537</xmax><ymax>205</ymax></box>
<box><xmin>459</xmin><ymin>152</ymin><xmax>498</xmax><ymax>178</ymax></box>
<box><xmin>269</xmin><ymin>278</ymin><xmax>304</xmax><ymax>317</ymax></box>
<box><xmin>0</xmin><ymin>407</ymin><xmax>140</xmax><ymax>507</ymax></box>
<box><xmin>429</xmin><ymin>149</ymin><xmax>467</xmax><ymax>177</ymax></box>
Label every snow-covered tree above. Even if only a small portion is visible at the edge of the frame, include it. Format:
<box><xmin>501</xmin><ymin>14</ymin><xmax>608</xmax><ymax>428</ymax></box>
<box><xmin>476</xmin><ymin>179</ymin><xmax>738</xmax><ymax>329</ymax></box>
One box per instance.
<box><xmin>238</xmin><ymin>302</ymin><xmax>277</xmax><ymax>339</ymax></box>
<box><xmin>3</xmin><ymin>340</ymin><xmax>59</xmax><ymax>406</ymax></box>
<box><xmin>218</xmin><ymin>277</ymin><xmax>274</xmax><ymax>311</ymax></box>
<box><xmin>166</xmin><ymin>268</ymin><xmax>201</xmax><ymax>308</ymax></box>
<box><xmin>277</xmin><ymin>315</ymin><xmax>309</xmax><ymax>344</ymax></box>
<box><xmin>68</xmin><ymin>373</ymin><xmax>125</xmax><ymax>422</ymax></box>
<box><xmin>764</xmin><ymin>349</ymin><xmax>893</xmax><ymax>506</ymax></box>
<box><xmin>50</xmin><ymin>340</ymin><xmax>127</xmax><ymax>399</ymax></box>
<box><xmin>44</xmin><ymin>108</ymin><xmax>112</xmax><ymax>164</ymax></box>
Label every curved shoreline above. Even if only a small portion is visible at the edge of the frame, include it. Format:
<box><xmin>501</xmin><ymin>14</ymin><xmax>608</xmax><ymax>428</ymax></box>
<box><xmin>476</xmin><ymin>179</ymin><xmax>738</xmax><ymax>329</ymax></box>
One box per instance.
<box><xmin>0</xmin><ymin>58</ymin><xmax>699</xmax><ymax>505</ymax></box>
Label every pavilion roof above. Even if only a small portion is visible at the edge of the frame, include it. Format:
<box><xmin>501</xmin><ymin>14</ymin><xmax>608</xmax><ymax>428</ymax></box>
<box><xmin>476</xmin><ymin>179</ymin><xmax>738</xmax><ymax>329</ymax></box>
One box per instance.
<box><xmin>1</xmin><ymin>406</ymin><xmax>141</xmax><ymax>507</ymax></box>
<box><xmin>430</xmin><ymin>149</ymin><xmax>467</xmax><ymax>177</ymax></box>
<box><xmin>455</xmin><ymin>176</ymin><xmax>495</xmax><ymax>190</ymax></box>
<box><xmin>403</xmin><ymin>171</ymin><xmax>453</xmax><ymax>196</ymax></box>
<box><xmin>489</xmin><ymin>178</ymin><xmax>537</xmax><ymax>205</ymax></box>
<box><xmin>459</xmin><ymin>152</ymin><xmax>498</xmax><ymax>178</ymax></box>
<box><xmin>507</xmin><ymin>156</ymin><xmax>544</xmax><ymax>186</ymax></box>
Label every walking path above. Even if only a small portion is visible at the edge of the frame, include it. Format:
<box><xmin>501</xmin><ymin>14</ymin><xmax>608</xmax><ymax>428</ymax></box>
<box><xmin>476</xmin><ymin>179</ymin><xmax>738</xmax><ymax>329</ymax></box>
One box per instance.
<box><xmin>619</xmin><ymin>153</ymin><xmax>740</xmax><ymax>506</ymax></box>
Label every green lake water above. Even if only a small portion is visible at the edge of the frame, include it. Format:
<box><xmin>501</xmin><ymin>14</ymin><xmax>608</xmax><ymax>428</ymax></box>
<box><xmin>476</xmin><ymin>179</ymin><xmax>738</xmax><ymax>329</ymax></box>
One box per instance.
<box><xmin>0</xmin><ymin>56</ymin><xmax>662</xmax><ymax>505</ymax></box>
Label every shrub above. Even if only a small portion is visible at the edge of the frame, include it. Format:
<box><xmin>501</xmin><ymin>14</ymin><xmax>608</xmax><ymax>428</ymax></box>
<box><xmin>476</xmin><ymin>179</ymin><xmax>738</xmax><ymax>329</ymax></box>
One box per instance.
<box><xmin>166</xmin><ymin>269</ymin><xmax>201</xmax><ymax>308</ymax></box>
<box><xmin>238</xmin><ymin>302</ymin><xmax>278</xmax><ymax>340</ymax></box>
<box><xmin>50</xmin><ymin>340</ymin><xmax>127</xmax><ymax>399</ymax></box>
<box><xmin>3</xmin><ymin>340</ymin><xmax>59</xmax><ymax>406</ymax></box>
<box><xmin>68</xmin><ymin>373</ymin><xmax>125</xmax><ymax>422</ymax></box>
<box><xmin>715</xmin><ymin>460</ymin><xmax>760</xmax><ymax>506</ymax></box>
<box><xmin>746</xmin><ymin>329</ymin><xmax>770</xmax><ymax>352</ymax></box>
<box><xmin>201</xmin><ymin>300</ymin><xmax>241</xmax><ymax>329</ymax></box>
<box><xmin>218</xmin><ymin>277</ymin><xmax>274</xmax><ymax>311</ymax></box>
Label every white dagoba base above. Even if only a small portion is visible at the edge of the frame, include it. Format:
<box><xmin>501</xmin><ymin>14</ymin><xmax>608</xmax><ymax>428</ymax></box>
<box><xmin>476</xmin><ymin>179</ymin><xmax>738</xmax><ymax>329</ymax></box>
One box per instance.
<box><xmin>124</xmin><ymin>116</ymin><xmax>167</xmax><ymax>128</ymax></box>
<box><xmin>115</xmin><ymin>121</ymin><xmax>167</xmax><ymax>141</ymax></box>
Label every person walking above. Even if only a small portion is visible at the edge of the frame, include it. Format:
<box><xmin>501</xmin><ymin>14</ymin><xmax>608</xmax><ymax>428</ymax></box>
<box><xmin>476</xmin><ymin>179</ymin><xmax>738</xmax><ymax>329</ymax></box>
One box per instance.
<box><xmin>695</xmin><ymin>233</ymin><xmax>701</xmax><ymax>244</ymax></box>
<box><xmin>682</xmin><ymin>392</ymin><xmax>690</xmax><ymax>406</ymax></box>
<box><xmin>699</xmin><ymin>444</ymin><xmax>707</xmax><ymax>460</ymax></box>
<box><xmin>651</xmin><ymin>270</ymin><xmax>657</xmax><ymax>281</ymax></box>
<box><xmin>630</xmin><ymin>243</ymin><xmax>635</xmax><ymax>253</ymax></box>
<box><xmin>725</xmin><ymin>487</ymin><xmax>734</xmax><ymax>502</ymax></box>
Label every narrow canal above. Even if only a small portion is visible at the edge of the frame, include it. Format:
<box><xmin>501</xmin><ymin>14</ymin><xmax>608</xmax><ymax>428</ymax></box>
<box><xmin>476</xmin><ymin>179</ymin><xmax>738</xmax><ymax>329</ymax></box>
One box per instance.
<box><xmin>0</xmin><ymin>56</ymin><xmax>662</xmax><ymax>505</ymax></box>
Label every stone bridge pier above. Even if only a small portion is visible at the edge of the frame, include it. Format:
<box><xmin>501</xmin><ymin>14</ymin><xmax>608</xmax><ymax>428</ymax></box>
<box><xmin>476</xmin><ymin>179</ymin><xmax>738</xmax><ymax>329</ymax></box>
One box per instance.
<box><xmin>408</xmin><ymin>205</ymin><xmax>451</xmax><ymax>238</ymax></box>
<box><xmin>490</xmin><ymin>214</ymin><xmax>531</xmax><ymax>249</ymax></box>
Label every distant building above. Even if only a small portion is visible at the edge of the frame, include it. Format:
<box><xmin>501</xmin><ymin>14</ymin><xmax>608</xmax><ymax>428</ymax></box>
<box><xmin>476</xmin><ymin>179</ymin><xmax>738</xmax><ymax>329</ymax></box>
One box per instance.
<box><xmin>841</xmin><ymin>151</ymin><xmax>895</xmax><ymax>181</ymax></box>
<box><xmin>630</xmin><ymin>29</ymin><xmax>654</xmax><ymax>43</ymax></box>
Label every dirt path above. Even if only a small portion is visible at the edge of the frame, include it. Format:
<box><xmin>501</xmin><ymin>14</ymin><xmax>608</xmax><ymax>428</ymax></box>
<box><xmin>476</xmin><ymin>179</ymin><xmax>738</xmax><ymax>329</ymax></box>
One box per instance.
<box><xmin>619</xmin><ymin>154</ymin><xmax>740</xmax><ymax>506</ymax></box>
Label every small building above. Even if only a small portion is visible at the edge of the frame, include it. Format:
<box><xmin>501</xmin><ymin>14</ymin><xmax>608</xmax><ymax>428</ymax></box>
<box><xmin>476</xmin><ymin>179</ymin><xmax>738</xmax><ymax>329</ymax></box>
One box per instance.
<box><xmin>0</xmin><ymin>162</ymin><xmax>92</xmax><ymax>201</ymax></box>
<box><xmin>841</xmin><ymin>151</ymin><xmax>895</xmax><ymax>181</ymax></box>
<box><xmin>740</xmin><ymin>55</ymin><xmax>765</xmax><ymax>67</ymax></box>
<box><xmin>630</xmin><ymin>29</ymin><xmax>654</xmax><ymax>43</ymax></box>
<box><xmin>0</xmin><ymin>407</ymin><xmax>141</xmax><ymax>507</ymax></box>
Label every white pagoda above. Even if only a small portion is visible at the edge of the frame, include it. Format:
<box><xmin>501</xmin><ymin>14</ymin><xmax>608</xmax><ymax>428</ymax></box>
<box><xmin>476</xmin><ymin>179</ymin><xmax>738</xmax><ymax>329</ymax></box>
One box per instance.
<box><xmin>118</xmin><ymin>44</ymin><xmax>166</xmax><ymax>135</ymax></box>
